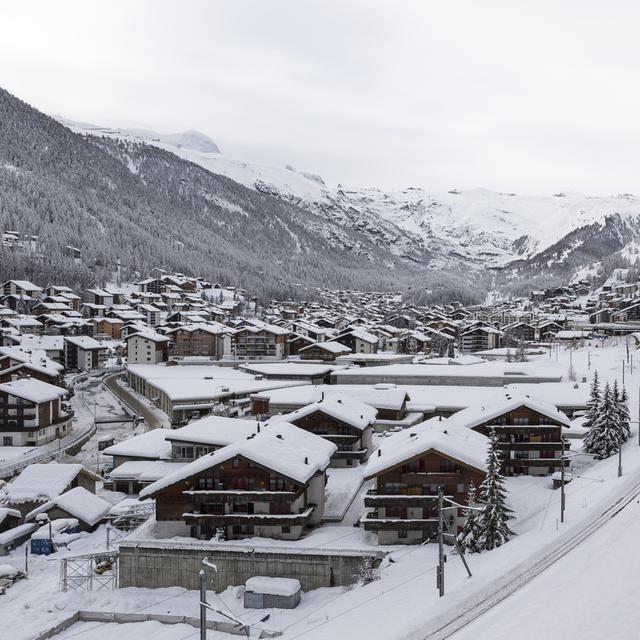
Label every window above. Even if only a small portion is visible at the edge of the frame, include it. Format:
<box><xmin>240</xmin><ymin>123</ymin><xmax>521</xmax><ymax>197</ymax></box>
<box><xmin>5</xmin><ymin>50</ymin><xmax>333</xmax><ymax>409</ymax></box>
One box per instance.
<box><xmin>439</xmin><ymin>459</ymin><xmax>456</xmax><ymax>473</ymax></box>
<box><xmin>2</xmin><ymin>437</ymin><xmax>13</xmax><ymax>446</ymax></box>
<box><xmin>398</xmin><ymin>529</ymin><xmax>407</xmax><ymax>539</ymax></box>
<box><xmin>281</xmin><ymin>525</ymin><xmax>291</xmax><ymax>534</ymax></box>
<box><xmin>232</xmin><ymin>458</ymin><xmax>240</xmax><ymax>468</ymax></box>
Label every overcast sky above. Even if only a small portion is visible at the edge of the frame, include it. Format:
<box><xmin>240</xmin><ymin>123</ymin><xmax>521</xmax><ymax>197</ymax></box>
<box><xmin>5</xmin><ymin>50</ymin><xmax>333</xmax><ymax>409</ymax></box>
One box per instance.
<box><xmin>2</xmin><ymin>1</ymin><xmax>640</xmax><ymax>194</ymax></box>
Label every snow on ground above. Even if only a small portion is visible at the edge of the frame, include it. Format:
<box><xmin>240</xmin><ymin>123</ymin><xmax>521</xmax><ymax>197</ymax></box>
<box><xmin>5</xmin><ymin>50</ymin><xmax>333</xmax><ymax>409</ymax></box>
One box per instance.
<box><xmin>3</xmin><ymin>341</ymin><xmax>640</xmax><ymax>640</ymax></box>
<box><xmin>55</xmin><ymin>620</ymin><xmax>202</xmax><ymax>640</ymax></box>
<box><xmin>451</xmin><ymin>485</ymin><xmax>640</xmax><ymax>640</ymax></box>
<box><xmin>0</xmin><ymin>446</ymin><xmax>34</xmax><ymax>462</ymax></box>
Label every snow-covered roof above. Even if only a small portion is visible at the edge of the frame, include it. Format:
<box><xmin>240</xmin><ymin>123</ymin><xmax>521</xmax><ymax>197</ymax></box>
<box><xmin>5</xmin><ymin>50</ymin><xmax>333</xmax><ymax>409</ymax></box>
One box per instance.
<box><xmin>108</xmin><ymin>460</ymin><xmax>187</xmax><ymax>483</ymax></box>
<box><xmin>166</xmin><ymin>416</ymin><xmax>259</xmax><ymax>446</ymax></box>
<box><xmin>446</xmin><ymin>391</ymin><xmax>572</xmax><ymax>430</ymax></box>
<box><xmin>126</xmin><ymin>329</ymin><xmax>170</xmax><ymax>343</ymax></box>
<box><xmin>3</xmin><ymin>463</ymin><xmax>94</xmax><ymax>504</ymax></box>
<box><xmin>245</xmin><ymin>576</ymin><xmax>301</xmax><ymax>596</ymax></box>
<box><xmin>0</xmin><ymin>346</ymin><xmax>63</xmax><ymax>376</ymax></box>
<box><xmin>0</xmin><ymin>507</ymin><xmax>20</xmax><ymax>526</ymax></box>
<box><xmin>26</xmin><ymin>487</ymin><xmax>111</xmax><ymax>526</ymax></box>
<box><xmin>365</xmin><ymin>418</ymin><xmax>488</xmax><ymax>479</ymax></box>
<box><xmin>298</xmin><ymin>341</ymin><xmax>351</xmax><ymax>354</ymax></box>
<box><xmin>140</xmin><ymin>421</ymin><xmax>336</xmax><ymax>498</ymax></box>
<box><xmin>272</xmin><ymin>395</ymin><xmax>377</xmax><ymax>431</ymax></box>
<box><xmin>101</xmin><ymin>428</ymin><xmax>173</xmax><ymax>460</ymax></box>
<box><xmin>64</xmin><ymin>335</ymin><xmax>105</xmax><ymax>350</ymax></box>
<box><xmin>0</xmin><ymin>378</ymin><xmax>67</xmax><ymax>403</ymax></box>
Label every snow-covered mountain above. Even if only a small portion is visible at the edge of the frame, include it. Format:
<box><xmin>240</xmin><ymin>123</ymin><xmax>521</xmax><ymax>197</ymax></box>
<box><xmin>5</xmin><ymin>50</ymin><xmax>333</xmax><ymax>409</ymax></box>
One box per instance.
<box><xmin>58</xmin><ymin>117</ymin><xmax>640</xmax><ymax>281</ymax></box>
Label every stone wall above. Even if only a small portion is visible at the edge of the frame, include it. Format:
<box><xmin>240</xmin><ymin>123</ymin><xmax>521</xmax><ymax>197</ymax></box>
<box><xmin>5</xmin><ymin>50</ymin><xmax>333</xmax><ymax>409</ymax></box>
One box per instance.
<box><xmin>118</xmin><ymin>541</ymin><xmax>385</xmax><ymax>592</ymax></box>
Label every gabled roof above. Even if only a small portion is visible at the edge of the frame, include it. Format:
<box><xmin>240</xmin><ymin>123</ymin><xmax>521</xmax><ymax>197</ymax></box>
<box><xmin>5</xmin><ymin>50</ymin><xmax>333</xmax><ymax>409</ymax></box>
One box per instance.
<box><xmin>102</xmin><ymin>428</ymin><xmax>174</xmax><ymax>460</ymax></box>
<box><xmin>26</xmin><ymin>486</ymin><xmax>111</xmax><ymax>526</ymax></box>
<box><xmin>272</xmin><ymin>395</ymin><xmax>377</xmax><ymax>431</ymax></box>
<box><xmin>447</xmin><ymin>392</ymin><xmax>571</xmax><ymax>430</ymax></box>
<box><xmin>0</xmin><ymin>378</ymin><xmax>67</xmax><ymax>403</ymax></box>
<box><xmin>139</xmin><ymin>422</ymin><xmax>336</xmax><ymax>498</ymax></box>
<box><xmin>3</xmin><ymin>463</ymin><xmax>98</xmax><ymax>504</ymax></box>
<box><xmin>299</xmin><ymin>341</ymin><xmax>351</xmax><ymax>354</ymax></box>
<box><xmin>365</xmin><ymin>418</ymin><xmax>488</xmax><ymax>479</ymax></box>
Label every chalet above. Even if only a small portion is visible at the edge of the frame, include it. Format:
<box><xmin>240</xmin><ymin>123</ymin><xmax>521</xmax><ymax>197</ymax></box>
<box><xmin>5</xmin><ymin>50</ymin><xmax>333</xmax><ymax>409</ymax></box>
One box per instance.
<box><xmin>459</xmin><ymin>325</ymin><xmax>502</xmax><ymax>353</ymax></box>
<box><xmin>330</xmin><ymin>328</ymin><xmax>379</xmax><ymax>354</ymax></box>
<box><xmin>1</xmin><ymin>463</ymin><xmax>99</xmax><ymax>517</ymax></box>
<box><xmin>447</xmin><ymin>392</ymin><xmax>571</xmax><ymax>476</ymax></box>
<box><xmin>232</xmin><ymin>322</ymin><xmax>289</xmax><ymax>360</ymax></box>
<box><xmin>0</xmin><ymin>507</ymin><xmax>20</xmax><ymax>533</ymax></box>
<box><xmin>1</xmin><ymin>280</ymin><xmax>42</xmax><ymax>297</ymax></box>
<box><xmin>537</xmin><ymin>321</ymin><xmax>563</xmax><ymax>341</ymax></box>
<box><xmin>397</xmin><ymin>331</ymin><xmax>432</xmax><ymax>355</ymax></box>
<box><xmin>126</xmin><ymin>330</ymin><xmax>170</xmax><ymax>364</ymax></box>
<box><xmin>92</xmin><ymin>317</ymin><xmax>124</xmax><ymax>339</ymax></box>
<box><xmin>503</xmin><ymin>322</ymin><xmax>536</xmax><ymax>345</ymax></box>
<box><xmin>25</xmin><ymin>487</ymin><xmax>111</xmax><ymax>532</ymax></box>
<box><xmin>362</xmin><ymin>420</ymin><xmax>488</xmax><ymax>544</ymax></box>
<box><xmin>273</xmin><ymin>396</ymin><xmax>376</xmax><ymax>467</ymax></box>
<box><xmin>298</xmin><ymin>340</ymin><xmax>352</xmax><ymax>361</ymax></box>
<box><xmin>285</xmin><ymin>333</ymin><xmax>316</xmax><ymax>357</ymax></box>
<box><xmin>0</xmin><ymin>346</ymin><xmax>64</xmax><ymax>386</ymax></box>
<box><xmin>3</xmin><ymin>314</ymin><xmax>43</xmax><ymax>334</ymax></box>
<box><xmin>139</xmin><ymin>422</ymin><xmax>336</xmax><ymax>540</ymax></box>
<box><xmin>0</xmin><ymin>378</ymin><xmax>71</xmax><ymax>446</ymax></box>
<box><xmin>166</xmin><ymin>323</ymin><xmax>232</xmax><ymax>360</ymax></box>
<box><xmin>64</xmin><ymin>336</ymin><xmax>108</xmax><ymax>370</ymax></box>
<box><xmin>136</xmin><ymin>303</ymin><xmax>162</xmax><ymax>326</ymax></box>
<box><xmin>82</xmin><ymin>288</ymin><xmax>114</xmax><ymax>307</ymax></box>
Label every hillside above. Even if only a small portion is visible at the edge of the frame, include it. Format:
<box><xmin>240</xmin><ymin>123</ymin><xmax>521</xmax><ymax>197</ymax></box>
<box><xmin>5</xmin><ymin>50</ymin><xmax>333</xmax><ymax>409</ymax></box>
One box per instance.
<box><xmin>61</xmin><ymin>118</ymin><xmax>640</xmax><ymax>291</ymax></box>
<box><xmin>0</xmin><ymin>88</ymin><xmax>451</xmax><ymax>299</ymax></box>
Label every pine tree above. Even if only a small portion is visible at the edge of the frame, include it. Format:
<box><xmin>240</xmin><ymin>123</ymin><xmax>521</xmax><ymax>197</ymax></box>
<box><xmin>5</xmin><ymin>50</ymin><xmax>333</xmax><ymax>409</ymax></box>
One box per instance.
<box><xmin>615</xmin><ymin>382</ymin><xmax>631</xmax><ymax>443</ymax></box>
<box><xmin>514</xmin><ymin>340</ymin><xmax>527</xmax><ymax>362</ymax></box>
<box><xmin>447</xmin><ymin>340</ymin><xmax>455</xmax><ymax>358</ymax></box>
<box><xmin>584</xmin><ymin>382</ymin><xmax>621</xmax><ymax>459</ymax></box>
<box><xmin>582</xmin><ymin>371</ymin><xmax>601</xmax><ymax>431</ymax></box>
<box><xmin>457</xmin><ymin>481</ymin><xmax>482</xmax><ymax>553</ymax></box>
<box><xmin>476</xmin><ymin>430</ymin><xmax>514</xmax><ymax>551</ymax></box>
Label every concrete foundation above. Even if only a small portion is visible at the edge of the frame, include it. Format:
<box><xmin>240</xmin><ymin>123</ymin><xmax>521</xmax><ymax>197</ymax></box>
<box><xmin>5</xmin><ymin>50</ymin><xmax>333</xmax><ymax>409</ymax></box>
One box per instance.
<box><xmin>118</xmin><ymin>540</ymin><xmax>385</xmax><ymax>592</ymax></box>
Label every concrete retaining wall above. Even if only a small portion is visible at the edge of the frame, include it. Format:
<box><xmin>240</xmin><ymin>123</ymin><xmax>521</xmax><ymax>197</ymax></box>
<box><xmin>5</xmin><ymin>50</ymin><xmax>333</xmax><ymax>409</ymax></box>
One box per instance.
<box><xmin>118</xmin><ymin>541</ymin><xmax>385</xmax><ymax>592</ymax></box>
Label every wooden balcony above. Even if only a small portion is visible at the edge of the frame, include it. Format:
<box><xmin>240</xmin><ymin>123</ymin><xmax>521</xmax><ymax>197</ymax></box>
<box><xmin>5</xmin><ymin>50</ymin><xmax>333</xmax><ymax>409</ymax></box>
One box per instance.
<box><xmin>361</xmin><ymin>512</ymin><xmax>438</xmax><ymax>532</ymax></box>
<box><xmin>364</xmin><ymin>491</ymin><xmax>440</xmax><ymax>508</ymax></box>
<box><xmin>183</xmin><ymin>506</ymin><xmax>314</xmax><ymax>527</ymax></box>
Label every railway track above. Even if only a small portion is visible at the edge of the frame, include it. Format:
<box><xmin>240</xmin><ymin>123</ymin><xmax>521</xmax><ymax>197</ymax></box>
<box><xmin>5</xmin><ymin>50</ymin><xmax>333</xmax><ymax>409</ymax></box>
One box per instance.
<box><xmin>424</xmin><ymin>472</ymin><xmax>640</xmax><ymax>640</ymax></box>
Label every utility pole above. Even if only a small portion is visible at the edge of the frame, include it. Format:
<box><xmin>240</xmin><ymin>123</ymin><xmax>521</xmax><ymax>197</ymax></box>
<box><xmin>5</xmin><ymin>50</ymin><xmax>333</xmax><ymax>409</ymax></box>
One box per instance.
<box><xmin>619</xmin><ymin>418</ymin><xmax>623</xmax><ymax>478</ymax></box>
<box><xmin>437</xmin><ymin>486</ymin><xmax>445</xmax><ymax>597</ymax></box>
<box><xmin>199</xmin><ymin>569</ymin><xmax>207</xmax><ymax>640</ymax></box>
<box><xmin>560</xmin><ymin>438</ymin><xmax>566</xmax><ymax>523</ymax></box>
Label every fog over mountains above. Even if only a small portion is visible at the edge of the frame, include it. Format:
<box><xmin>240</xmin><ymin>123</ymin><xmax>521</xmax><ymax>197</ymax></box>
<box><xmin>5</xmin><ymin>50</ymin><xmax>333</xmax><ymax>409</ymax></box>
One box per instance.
<box><xmin>2</xmin><ymin>86</ymin><xmax>640</xmax><ymax>302</ymax></box>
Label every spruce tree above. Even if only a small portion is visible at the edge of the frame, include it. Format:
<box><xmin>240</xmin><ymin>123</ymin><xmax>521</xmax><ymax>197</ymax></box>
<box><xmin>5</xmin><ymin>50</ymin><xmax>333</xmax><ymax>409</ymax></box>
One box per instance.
<box><xmin>514</xmin><ymin>339</ymin><xmax>527</xmax><ymax>362</ymax></box>
<box><xmin>582</xmin><ymin>371</ymin><xmax>601</xmax><ymax>431</ymax></box>
<box><xmin>584</xmin><ymin>382</ymin><xmax>621</xmax><ymax>459</ymax></box>
<box><xmin>457</xmin><ymin>481</ymin><xmax>482</xmax><ymax>553</ymax></box>
<box><xmin>616</xmin><ymin>382</ymin><xmax>631</xmax><ymax>443</ymax></box>
<box><xmin>477</xmin><ymin>430</ymin><xmax>514</xmax><ymax>551</ymax></box>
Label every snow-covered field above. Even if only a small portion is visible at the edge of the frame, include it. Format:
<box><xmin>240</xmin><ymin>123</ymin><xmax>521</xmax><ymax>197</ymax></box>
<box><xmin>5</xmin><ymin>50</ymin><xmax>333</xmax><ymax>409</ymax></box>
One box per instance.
<box><xmin>2</xmin><ymin>341</ymin><xmax>640</xmax><ymax>640</ymax></box>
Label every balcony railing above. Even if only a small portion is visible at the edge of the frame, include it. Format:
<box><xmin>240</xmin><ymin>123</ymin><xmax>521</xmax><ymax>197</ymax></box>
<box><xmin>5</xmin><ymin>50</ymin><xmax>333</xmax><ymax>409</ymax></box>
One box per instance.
<box><xmin>183</xmin><ymin>505</ymin><xmax>313</xmax><ymax>526</ymax></box>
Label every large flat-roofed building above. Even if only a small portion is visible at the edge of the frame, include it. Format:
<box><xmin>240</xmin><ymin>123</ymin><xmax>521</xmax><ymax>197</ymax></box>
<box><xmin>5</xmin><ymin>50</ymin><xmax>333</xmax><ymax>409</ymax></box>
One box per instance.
<box><xmin>330</xmin><ymin>362</ymin><xmax>564</xmax><ymax>387</ymax></box>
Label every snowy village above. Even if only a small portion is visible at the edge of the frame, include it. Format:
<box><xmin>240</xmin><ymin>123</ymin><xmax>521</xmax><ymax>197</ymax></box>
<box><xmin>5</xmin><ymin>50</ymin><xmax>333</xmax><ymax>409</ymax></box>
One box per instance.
<box><xmin>0</xmin><ymin>270</ymin><xmax>636</xmax><ymax>640</ymax></box>
<box><xmin>3</xmin><ymin>2</ymin><xmax>640</xmax><ymax>639</ymax></box>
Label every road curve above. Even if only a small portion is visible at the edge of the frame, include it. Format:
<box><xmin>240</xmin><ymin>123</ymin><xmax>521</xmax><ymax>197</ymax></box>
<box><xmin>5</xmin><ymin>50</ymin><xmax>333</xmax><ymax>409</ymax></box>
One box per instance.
<box><xmin>103</xmin><ymin>373</ymin><xmax>164</xmax><ymax>430</ymax></box>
